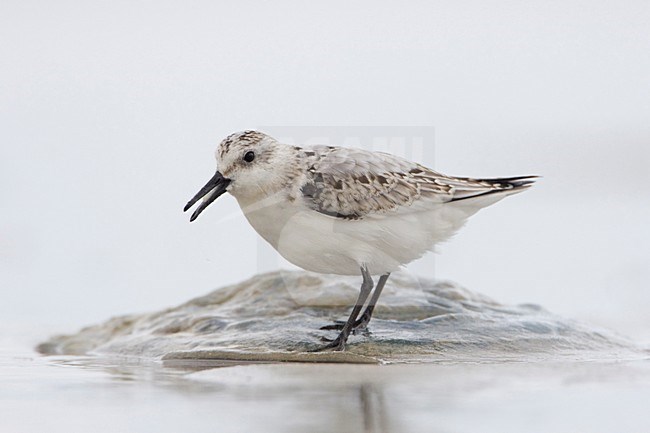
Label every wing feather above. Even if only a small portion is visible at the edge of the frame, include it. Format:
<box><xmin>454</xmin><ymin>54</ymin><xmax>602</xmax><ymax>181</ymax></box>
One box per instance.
<box><xmin>300</xmin><ymin>145</ymin><xmax>536</xmax><ymax>219</ymax></box>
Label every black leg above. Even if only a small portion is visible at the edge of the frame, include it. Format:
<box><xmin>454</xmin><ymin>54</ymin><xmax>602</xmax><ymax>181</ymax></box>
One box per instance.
<box><xmin>320</xmin><ymin>273</ymin><xmax>390</xmax><ymax>333</ymax></box>
<box><xmin>313</xmin><ymin>266</ymin><xmax>374</xmax><ymax>352</ymax></box>
<box><xmin>354</xmin><ymin>273</ymin><xmax>390</xmax><ymax>330</ymax></box>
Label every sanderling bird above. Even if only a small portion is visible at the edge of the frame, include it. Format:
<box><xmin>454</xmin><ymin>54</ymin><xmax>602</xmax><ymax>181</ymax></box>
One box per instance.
<box><xmin>184</xmin><ymin>131</ymin><xmax>536</xmax><ymax>351</ymax></box>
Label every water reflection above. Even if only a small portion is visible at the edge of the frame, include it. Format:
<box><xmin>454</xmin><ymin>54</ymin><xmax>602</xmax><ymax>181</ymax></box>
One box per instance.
<box><xmin>26</xmin><ymin>352</ymin><xmax>650</xmax><ymax>433</ymax></box>
<box><xmin>360</xmin><ymin>384</ymin><xmax>390</xmax><ymax>433</ymax></box>
<box><xmin>46</xmin><ymin>355</ymin><xmax>396</xmax><ymax>431</ymax></box>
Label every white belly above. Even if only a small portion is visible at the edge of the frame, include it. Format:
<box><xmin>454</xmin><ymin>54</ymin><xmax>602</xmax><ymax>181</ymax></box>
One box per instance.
<box><xmin>236</xmin><ymin>194</ymin><xmax>488</xmax><ymax>276</ymax></box>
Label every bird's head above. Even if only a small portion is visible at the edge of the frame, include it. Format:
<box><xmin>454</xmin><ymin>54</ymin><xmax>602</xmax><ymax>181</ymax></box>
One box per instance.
<box><xmin>184</xmin><ymin>131</ymin><xmax>299</xmax><ymax>221</ymax></box>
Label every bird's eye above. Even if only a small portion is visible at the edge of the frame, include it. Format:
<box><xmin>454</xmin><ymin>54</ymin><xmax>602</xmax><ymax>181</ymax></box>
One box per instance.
<box><xmin>243</xmin><ymin>151</ymin><xmax>255</xmax><ymax>163</ymax></box>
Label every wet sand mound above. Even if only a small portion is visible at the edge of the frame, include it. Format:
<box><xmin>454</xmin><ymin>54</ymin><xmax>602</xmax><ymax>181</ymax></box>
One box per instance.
<box><xmin>38</xmin><ymin>271</ymin><xmax>637</xmax><ymax>363</ymax></box>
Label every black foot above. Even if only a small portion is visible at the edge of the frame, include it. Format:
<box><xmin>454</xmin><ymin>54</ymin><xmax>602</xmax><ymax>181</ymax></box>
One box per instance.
<box><xmin>320</xmin><ymin>312</ymin><xmax>371</xmax><ymax>333</ymax></box>
<box><xmin>320</xmin><ymin>320</ymin><xmax>347</xmax><ymax>331</ymax></box>
<box><xmin>313</xmin><ymin>266</ymin><xmax>379</xmax><ymax>352</ymax></box>
<box><xmin>311</xmin><ymin>336</ymin><xmax>347</xmax><ymax>352</ymax></box>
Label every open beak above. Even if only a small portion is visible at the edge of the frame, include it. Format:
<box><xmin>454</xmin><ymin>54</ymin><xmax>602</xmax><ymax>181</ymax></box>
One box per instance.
<box><xmin>183</xmin><ymin>171</ymin><xmax>231</xmax><ymax>222</ymax></box>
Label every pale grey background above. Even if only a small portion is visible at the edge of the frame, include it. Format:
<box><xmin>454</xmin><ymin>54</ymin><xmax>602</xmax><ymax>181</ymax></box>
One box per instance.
<box><xmin>1</xmin><ymin>1</ymin><xmax>649</xmax><ymax>344</ymax></box>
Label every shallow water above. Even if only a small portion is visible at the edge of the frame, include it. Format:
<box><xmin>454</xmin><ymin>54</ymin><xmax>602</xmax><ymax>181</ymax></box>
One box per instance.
<box><xmin>3</xmin><ymin>340</ymin><xmax>650</xmax><ymax>433</ymax></box>
<box><xmin>5</xmin><ymin>272</ymin><xmax>650</xmax><ymax>433</ymax></box>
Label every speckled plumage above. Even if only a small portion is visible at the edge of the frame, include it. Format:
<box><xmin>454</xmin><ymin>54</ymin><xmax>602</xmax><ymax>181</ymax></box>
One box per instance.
<box><xmin>297</xmin><ymin>145</ymin><xmax>534</xmax><ymax>220</ymax></box>
<box><xmin>187</xmin><ymin>130</ymin><xmax>536</xmax><ymax>276</ymax></box>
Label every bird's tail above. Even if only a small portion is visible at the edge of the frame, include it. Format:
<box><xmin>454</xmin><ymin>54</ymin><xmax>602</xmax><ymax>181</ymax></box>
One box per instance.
<box><xmin>449</xmin><ymin>175</ymin><xmax>539</xmax><ymax>203</ymax></box>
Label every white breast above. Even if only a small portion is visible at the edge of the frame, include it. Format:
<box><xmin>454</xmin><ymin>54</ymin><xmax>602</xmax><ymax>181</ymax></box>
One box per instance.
<box><xmin>236</xmin><ymin>192</ymin><xmax>495</xmax><ymax>276</ymax></box>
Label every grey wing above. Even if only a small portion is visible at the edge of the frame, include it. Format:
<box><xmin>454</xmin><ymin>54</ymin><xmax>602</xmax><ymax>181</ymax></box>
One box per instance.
<box><xmin>300</xmin><ymin>145</ymin><xmax>537</xmax><ymax>220</ymax></box>
<box><xmin>300</xmin><ymin>146</ymin><xmax>452</xmax><ymax>219</ymax></box>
